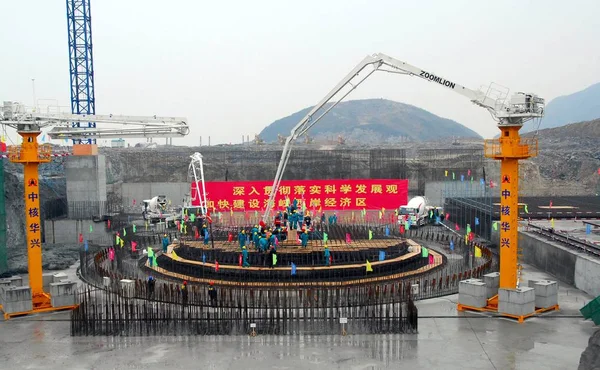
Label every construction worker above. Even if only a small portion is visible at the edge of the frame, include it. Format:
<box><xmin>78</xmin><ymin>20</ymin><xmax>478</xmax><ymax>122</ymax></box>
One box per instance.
<box><xmin>204</xmin><ymin>228</ymin><xmax>210</xmax><ymax>245</ymax></box>
<box><xmin>242</xmin><ymin>246</ymin><xmax>250</xmax><ymax>267</ymax></box>
<box><xmin>300</xmin><ymin>229</ymin><xmax>309</xmax><ymax>248</ymax></box>
<box><xmin>162</xmin><ymin>234</ymin><xmax>169</xmax><ymax>253</ymax></box>
<box><xmin>181</xmin><ymin>280</ymin><xmax>188</xmax><ymax>306</ymax></box>
<box><xmin>269</xmin><ymin>246</ymin><xmax>277</xmax><ymax>268</ymax></box>
<box><xmin>238</xmin><ymin>229</ymin><xmax>246</xmax><ymax>249</ymax></box>
<box><xmin>324</xmin><ymin>245</ymin><xmax>331</xmax><ymax>266</ymax></box>
<box><xmin>147</xmin><ymin>276</ymin><xmax>155</xmax><ymax>300</ymax></box>
<box><xmin>304</xmin><ymin>212</ymin><xmax>312</xmax><ymax>228</ymax></box>
<box><xmin>208</xmin><ymin>281</ymin><xmax>217</xmax><ymax>306</ymax></box>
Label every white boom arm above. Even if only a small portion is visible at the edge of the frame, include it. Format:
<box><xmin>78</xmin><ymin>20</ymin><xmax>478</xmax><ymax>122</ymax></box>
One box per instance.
<box><xmin>0</xmin><ymin>103</ymin><xmax>189</xmax><ymax>139</ymax></box>
<box><xmin>262</xmin><ymin>52</ymin><xmax>545</xmax><ymax>220</ymax></box>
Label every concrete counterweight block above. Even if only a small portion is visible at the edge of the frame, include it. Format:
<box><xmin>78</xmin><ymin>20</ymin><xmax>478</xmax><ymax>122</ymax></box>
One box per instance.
<box><xmin>499</xmin><ymin>287</ymin><xmax>535</xmax><ymax>317</ymax></box>
<box><xmin>0</xmin><ymin>279</ymin><xmax>13</xmax><ymax>306</ymax></box>
<box><xmin>458</xmin><ymin>279</ymin><xmax>487</xmax><ymax>308</ymax></box>
<box><xmin>8</xmin><ymin>276</ymin><xmax>23</xmax><ymax>287</ymax></box>
<box><xmin>52</xmin><ymin>272</ymin><xmax>69</xmax><ymax>283</ymax></box>
<box><xmin>532</xmin><ymin>280</ymin><xmax>559</xmax><ymax>309</ymax></box>
<box><xmin>43</xmin><ymin>273</ymin><xmax>55</xmax><ymax>292</ymax></box>
<box><xmin>3</xmin><ymin>286</ymin><xmax>33</xmax><ymax>314</ymax></box>
<box><xmin>120</xmin><ymin>279</ymin><xmax>135</xmax><ymax>298</ymax></box>
<box><xmin>50</xmin><ymin>281</ymin><xmax>77</xmax><ymax>308</ymax></box>
<box><xmin>483</xmin><ymin>272</ymin><xmax>500</xmax><ymax>299</ymax></box>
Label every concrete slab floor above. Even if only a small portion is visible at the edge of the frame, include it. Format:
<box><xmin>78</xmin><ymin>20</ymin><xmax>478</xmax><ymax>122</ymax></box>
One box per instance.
<box><xmin>527</xmin><ymin>219</ymin><xmax>600</xmax><ymax>246</ymax></box>
<box><xmin>0</xmin><ymin>264</ymin><xmax>596</xmax><ymax>370</ymax></box>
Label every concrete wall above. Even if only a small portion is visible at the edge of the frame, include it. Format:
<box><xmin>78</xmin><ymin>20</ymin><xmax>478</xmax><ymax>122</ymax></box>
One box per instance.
<box><xmin>424</xmin><ymin>181</ymin><xmax>445</xmax><ymax>206</ymax></box>
<box><xmin>44</xmin><ymin>219</ymin><xmax>112</xmax><ymax>245</ymax></box>
<box><xmin>494</xmin><ymin>229</ymin><xmax>600</xmax><ymax>298</ymax></box>
<box><xmin>119</xmin><ymin>182</ymin><xmax>190</xmax><ymax>206</ymax></box>
<box><xmin>65</xmin><ymin>155</ymin><xmax>107</xmax><ymax>218</ymax></box>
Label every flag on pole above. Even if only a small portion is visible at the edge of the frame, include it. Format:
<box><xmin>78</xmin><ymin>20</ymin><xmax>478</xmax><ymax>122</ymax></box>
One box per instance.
<box><xmin>215</xmin><ymin>260</ymin><xmax>219</xmax><ymax>272</ymax></box>
<box><xmin>133</xmin><ymin>224</ymin><xmax>137</xmax><ymax>233</ymax></box>
<box><xmin>89</xmin><ymin>224</ymin><xmax>93</xmax><ymax>233</ymax></box>
<box><xmin>345</xmin><ymin>233</ymin><xmax>352</xmax><ymax>244</ymax></box>
<box><xmin>551</xmin><ymin>218</ymin><xmax>555</xmax><ymax>228</ymax></box>
<box><xmin>450</xmin><ymin>240</ymin><xmax>454</xmax><ymax>251</ymax></box>
<box><xmin>385</xmin><ymin>226</ymin><xmax>390</xmax><ymax>236</ymax></box>
<box><xmin>524</xmin><ymin>204</ymin><xmax>529</xmax><ymax>214</ymax></box>
<box><xmin>368</xmin><ymin>230</ymin><xmax>373</xmax><ymax>240</ymax></box>
<box><xmin>466</xmin><ymin>224</ymin><xmax>471</xmax><ymax>234</ymax></box>
<box><xmin>172</xmin><ymin>250</ymin><xmax>180</xmax><ymax>260</ymax></box>
<box><xmin>455</xmin><ymin>223</ymin><xmax>460</xmax><ymax>231</ymax></box>
<box><xmin>84</xmin><ymin>240</ymin><xmax>88</xmax><ymax>252</ymax></box>
<box><xmin>474</xmin><ymin>246</ymin><xmax>482</xmax><ymax>258</ymax></box>
<box><xmin>123</xmin><ymin>228</ymin><xmax>127</xmax><ymax>236</ymax></box>
<box><xmin>493</xmin><ymin>222</ymin><xmax>498</xmax><ymax>231</ymax></box>
<box><xmin>379</xmin><ymin>250</ymin><xmax>385</xmax><ymax>261</ymax></box>
<box><xmin>323</xmin><ymin>232</ymin><xmax>328</xmax><ymax>243</ymax></box>
<box><xmin>131</xmin><ymin>241</ymin><xmax>137</xmax><ymax>252</ymax></box>
<box><xmin>586</xmin><ymin>224</ymin><xmax>592</xmax><ymax>235</ymax></box>
<box><xmin>366</xmin><ymin>260</ymin><xmax>373</xmax><ymax>272</ymax></box>
<box><xmin>272</xmin><ymin>254</ymin><xmax>277</xmax><ymax>266</ymax></box>
<box><xmin>202</xmin><ymin>254</ymin><xmax>206</xmax><ymax>264</ymax></box>
<box><xmin>421</xmin><ymin>247</ymin><xmax>429</xmax><ymax>257</ymax></box>
<box><xmin>291</xmin><ymin>262</ymin><xmax>296</xmax><ymax>276</ymax></box>
<box><xmin>445</xmin><ymin>170</ymin><xmax>448</xmax><ymax>177</ymax></box>
<box><xmin>452</xmin><ymin>172</ymin><xmax>455</xmax><ymax>180</ymax></box>
<box><xmin>475</xmin><ymin>217</ymin><xmax>479</xmax><ymax>226</ymax></box>
<box><xmin>107</xmin><ymin>219</ymin><xmax>111</xmax><ymax>229</ymax></box>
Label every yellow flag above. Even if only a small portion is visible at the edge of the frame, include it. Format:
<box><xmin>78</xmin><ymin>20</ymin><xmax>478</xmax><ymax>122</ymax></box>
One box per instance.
<box><xmin>366</xmin><ymin>260</ymin><xmax>373</xmax><ymax>272</ymax></box>
<box><xmin>465</xmin><ymin>234</ymin><xmax>468</xmax><ymax>244</ymax></box>
<box><xmin>378</xmin><ymin>211</ymin><xmax>382</xmax><ymax>219</ymax></box>
<box><xmin>551</xmin><ymin>218</ymin><xmax>555</xmax><ymax>228</ymax></box>
<box><xmin>445</xmin><ymin>170</ymin><xmax>448</xmax><ymax>177</ymax></box>
<box><xmin>474</xmin><ymin>246</ymin><xmax>482</xmax><ymax>258</ymax></box>
<box><xmin>0</xmin><ymin>135</ymin><xmax>5</xmax><ymax>142</ymax></box>
<box><xmin>172</xmin><ymin>250</ymin><xmax>180</xmax><ymax>260</ymax></box>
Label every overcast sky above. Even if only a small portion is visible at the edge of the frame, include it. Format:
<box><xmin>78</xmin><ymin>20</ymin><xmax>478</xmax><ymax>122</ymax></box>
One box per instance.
<box><xmin>1</xmin><ymin>0</ymin><xmax>599</xmax><ymax>146</ymax></box>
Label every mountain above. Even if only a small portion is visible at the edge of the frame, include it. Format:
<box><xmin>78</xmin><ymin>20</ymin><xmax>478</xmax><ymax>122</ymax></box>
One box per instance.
<box><xmin>259</xmin><ymin>99</ymin><xmax>481</xmax><ymax>143</ymax></box>
<box><xmin>522</xmin><ymin>82</ymin><xmax>600</xmax><ymax>133</ymax></box>
<box><xmin>523</xmin><ymin>118</ymin><xmax>600</xmax><ymax>139</ymax></box>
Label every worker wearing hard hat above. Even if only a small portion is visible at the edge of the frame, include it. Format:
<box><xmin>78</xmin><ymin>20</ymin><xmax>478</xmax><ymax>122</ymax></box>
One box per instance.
<box><xmin>242</xmin><ymin>246</ymin><xmax>249</xmax><ymax>267</ymax></box>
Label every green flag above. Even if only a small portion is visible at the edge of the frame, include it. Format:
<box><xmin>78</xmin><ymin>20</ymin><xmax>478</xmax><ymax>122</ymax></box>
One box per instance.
<box><xmin>452</xmin><ymin>172</ymin><xmax>455</xmax><ymax>180</ymax></box>
<box><xmin>524</xmin><ymin>204</ymin><xmax>529</xmax><ymax>214</ymax></box>
<box><xmin>368</xmin><ymin>230</ymin><xmax>373</xmax><ymax>240</ymax></box>
<box><xmin>89</xmin><ymin>224</ymin><xmax>93</xmax><ymax>233</ymax></box>
<box><xmin>132</xmin><ymin>224</ymin><xmax>137</xmax><ymax>233</ymax></box>
<box><xmin>422</xmin><ymin>246</ymin><xmax>429</xmax><ymax>257</ymax></box>
<box><xmin>123</xmin><ymin>228</ymin><xmax>127</xmax><ymax>236</ymax></box>
<box><xmin>190</xmin><ymin>213</ymin><xmax>196</xmax><ymax>222</ymax></box>
<box><xmin>323</xmin><ymin>232</ymin><xmax>328</xmax><ymax>243</ymax></box>
<box><xmin>493</xmin><ymin>222</ymin><xmax>498</xmax><ymax>231</ymax></box>
<box><xmin>272</xmin><ymin>253</ymin><xmax>277</xmax><ymax>266</ymax></box>
<box><xmin>466</xmin><ymin>224</ymin><xmax>471</xmax><ymax>234</ymax></box>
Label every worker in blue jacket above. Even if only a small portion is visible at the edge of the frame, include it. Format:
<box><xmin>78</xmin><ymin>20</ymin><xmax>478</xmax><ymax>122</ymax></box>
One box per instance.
<box><xmin>324</xmin><ymin>245</ymin><xmax>331</xmax><ymax>266</ymax></box>
<box><xmin>242</xmin><ymin>246</ymin><xmax>249</xmax><ymax>267</ymax></box>
<box><xmin>300</xmin><ymin>230</ymin><xmax>309</xmax><ymax>248</ymax></box>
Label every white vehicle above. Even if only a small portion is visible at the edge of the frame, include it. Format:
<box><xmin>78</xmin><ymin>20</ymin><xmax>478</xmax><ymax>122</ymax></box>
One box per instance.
<box><xmin>142</xmin><ymin>195</ymin><xmax>175</xmax><ymax>223</ymax></box>
<box><xmin>399</xmin><ymin>196</ymin><xmax>428</xmax><ymax>227</ymax></box>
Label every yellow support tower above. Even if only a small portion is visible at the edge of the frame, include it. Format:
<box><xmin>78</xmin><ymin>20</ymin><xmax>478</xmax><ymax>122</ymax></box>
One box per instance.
<box><xmin>2</xmin><ymin>130</ymin><xmax>77</xmax><ymax>318</ymax></box>
<box><xmin>484</xmin><ymin>125</ymin><xmax>538</xmax><ymax>289</ymax></box>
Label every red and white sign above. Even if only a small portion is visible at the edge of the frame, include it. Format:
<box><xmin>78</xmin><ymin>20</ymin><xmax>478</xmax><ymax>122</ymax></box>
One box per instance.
<box><xmin>191</xmin><ymin>179</ymin><xmax>408</xmax><ymax>211</ymax></box>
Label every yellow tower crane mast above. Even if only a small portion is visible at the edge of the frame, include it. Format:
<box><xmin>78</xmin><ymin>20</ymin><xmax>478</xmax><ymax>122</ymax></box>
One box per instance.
<box><xmin>263</xmin><ymin>53</ymin><xmax>544</xmax><ymax>293</ymax></box>
<box><xmin>0</xmin><ymin>102</ymin><xmax>189</xmax><ymax>317</ymax></box>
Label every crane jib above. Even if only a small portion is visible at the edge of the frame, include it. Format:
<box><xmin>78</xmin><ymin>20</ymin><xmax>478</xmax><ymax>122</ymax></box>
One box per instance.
<box><xmin>419</xmin><ymin>71</ymin><xmax>456</xmax><ymax>89</ymax></box>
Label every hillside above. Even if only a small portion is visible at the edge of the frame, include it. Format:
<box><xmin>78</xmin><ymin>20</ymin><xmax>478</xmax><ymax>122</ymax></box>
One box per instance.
<box><xmin>522</xmin><ymin>82</ymin><xmax>600</xmax><ymax>133</ymax></box>
<box><xmin>259</xmin><ymin>99</ymin><xmax>481</xmax><ymax>143</ymax></box>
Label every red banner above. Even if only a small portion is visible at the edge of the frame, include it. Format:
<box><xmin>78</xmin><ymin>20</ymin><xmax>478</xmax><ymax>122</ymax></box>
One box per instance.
<box><xmin>191</xmin><ymin>179</ymin><xmax>408</xmax><ymax>211</ymax></box>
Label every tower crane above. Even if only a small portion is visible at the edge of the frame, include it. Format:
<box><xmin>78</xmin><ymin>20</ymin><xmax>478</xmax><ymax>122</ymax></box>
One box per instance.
<box><xmin>263</xmin><ymin>53</ymin><xmax>544</xmax><ymax>300</ymax></box>
<box><xmin>0</xmin><ymin>101</ymin><xmax>189</xmax><ymax>318</ymax></box>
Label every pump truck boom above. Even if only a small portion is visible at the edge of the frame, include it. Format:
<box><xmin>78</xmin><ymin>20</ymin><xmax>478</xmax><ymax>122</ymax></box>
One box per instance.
<box><xmin>0</xmin><ymin>101</ymin><xmax>189</xmax><ymax>319</ymax></box>
<box><xmin>263</xmin><ymin>53</ymin><xmax>544</xmax><ymax>299</ymax></box>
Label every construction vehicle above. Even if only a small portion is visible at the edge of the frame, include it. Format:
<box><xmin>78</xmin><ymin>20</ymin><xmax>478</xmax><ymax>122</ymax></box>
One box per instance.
<box><xmin>142</xmin><ymin>195</ymin><xmax>175</xmax><ymax>223</ymax></box>
<box><xmin>263</xmin><ymin>52</ymin><xmax>548</xmax><ymax>320</ymax></box>
<box><xmin>0</xmin><ymin>101</ymin><xmax>189</xmax><ymax>319</ymax></box>
<box><xmin>398</xmin><ymin>196</ymin><xmax>428</xmax><ymax>227</ymax></box>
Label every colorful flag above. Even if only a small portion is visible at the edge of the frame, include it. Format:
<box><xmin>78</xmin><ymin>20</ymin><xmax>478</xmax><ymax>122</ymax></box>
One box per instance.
<box><xmin>379</xmin><ymin>251</ymin><xmax>385</xmax><ymax>261</ymax></box>
<box><xmin>452</xmin><ymin>172</ymin><xmax>455</xmax><ymax>180</ymax></box>
<box><xmin>323</xmin><ymin>232</ymin><xmax>328</xmax><ymax>243</ymax></box>
<box><xmin>272</xmin><ymin>254</ymin><xmax>277</xmax><ymax>266</ymax></box>
<box><xmin>132</xmin><ymin>224</ymin><xmax>137</xmax><ymax>233</ymax></box>
<box><xmin>493</xmin><ymin>222</ymin><xmax>498</xmax><ymax>231</ymax></box>
<box><xmin>455</xmin><ymin>223</ymin><xmax>459</xmax><ymax>231</ymax></box>
<box><xmin>586</xmin><ymin>224</ymin><xmax>592</xmax><ymax>235</ymax></box>
<box><xmin>385</xmin><ymin>226</ymin><xmax>390</xmax><ymax>236</ymax></box>
<box><xmin>107</xmin><ymin>219</ymin><xmax>111</xmax><ymax>229</ymax></box>
<box><xmin>449</xmin><ymin>240</ymin><xmax>454</xmax><ymax>251</ymax></box>
<box><xmin>549</xmin><ymin>201</ymin><xmax>553</xmax><ymax>209</ymax></box>
<box><xmin>215</xmin><ymin>260</ymin><xmax>219</xmax><ymax>272</ymax></box>
<box><xmin>421</xmin><ymin>247</ymin><xmax>429</xmax><ymax>257</ymax></box>
<box><xmin>524</xmin><ymin>204</ymin><xmax>529</xmax><ymax>214</ymax></box>
<box><xmin>368</xmin><ymin>230</ymin><xmax>373</xmax><ymax>240</ymax></box>
<box><xmin>446</xmin><ymin>212</ymin><xmax>450</xmax><ymax>221</ymax></box>
<box><xmin>468</xmin><ymin>169</ymin><xmax>471</xmax><ymax>176</ymax></box>
<box><xmin>291</xmin><ymin>262</ymin><xmax>297</xmax><ymax>276</ymax></box>
<box><xmin>475</xmin><ymin>217</ymin><xmax>479</xmax><ymax>226</ymax></box>
<box><xmin>89</xmin><ymin>224</ymin><xmax>93</xmax><ymax>233</ymax></box>
<box><xmin>202</xmin><ymin>254</ymin><xmax>206</xmax><ymax>264</ymax></box>
<box><xmin>474</xmin><ymin>246</ymin><xmax>482</xmax><ymax>258</ymax></box>
<box><xmin>145</xmin><ymin>221</ymin><xmax>148</xmax><ymax>230</ymax></box>
<box><xmin>345</xmin><ymin>233</ymin><xmax>352</xmax><ymax>244</ymax></box>
<box><xmin>460</xmin><ymin>174</ymin><xmax>464</xmax><ymax>182</ymax></box>
<box><xmin>172</xmin><ymin>250</ymin><xmax>179</xmax><ymax>260</ymax></box>
<box><xmin>123</xmin><ymin>228</ymin><xmax>127</xmax><ymax>236</ymax></box>
<box><xmin>445</xmin><ymin>170</ymin><xmax>448</xmax><ymax>177</ymax></box>
<box><xmin>466</xmin><ymin>224</ymin><xmax>471</xmax><ymax>234</ymax></box>
<box><xmin>84</xmin><ymin>240</ymin><xmax>88</xmax><ymax>252</ymax></box>
<box><xmin>366</xmin><ymin>260</ymin><xmax>373</xmax><ymax>272</ymax></box>
<box><xmin>551</xmin><ymin>218</ymin><xmax>555</xmax><ymax>228</ymax></box>
<box><xmin>131</xmin><ymin>241</ymin><xmax>137</xmax><ymax>252</ymax></box>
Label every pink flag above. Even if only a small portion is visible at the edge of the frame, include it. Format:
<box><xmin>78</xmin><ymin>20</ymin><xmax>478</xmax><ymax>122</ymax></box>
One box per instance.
<box><xmin>346</xmin><ymin>233</ymin><xmax>352</xmax><ymax>244</ymax></box>
<box><xmin>428</xmin><ymin>254</ymin><xmax>434</xmax><ymax>265</ymax></box>
<box><xmin>215</xmin><ymin>260</ymin><xmax>220</xmax><ymax>272</ymax></box>
<box><xmin>400</xmin><ymin>224</ymin><xmax>405</xmax><ymax>234</ymax></box>
<box><xmin>455</xmin><ymin>223</ymin><xmax>460</xmax><ymax>231</ymax></box>
<box><xmin>549</xmin><ymin>200</ymin><xmax>553</xmax><ymax>209</ymax></box>
<box><xmin>467</xmin><ymin>169</ymin><xmax>471</xmax><ymax>176</ymax></box>
<box><xmin>108</xmin><ymin>248</ymin><xmax>115</xmax><ymax>261</ymax></box>
<box><xmin>131</xmin><ymin>241</ymin><xmax>137</xmax><ymax>252</ymax></box>
<box><xmin>132</xmin><ymin>199</ymin><xmax>136</xmax><ymax>205</ymax></box>
<box><xmin>446</xmin><ymin>213</ymin><xmax>450</xmax><ymax>221</ymax></box>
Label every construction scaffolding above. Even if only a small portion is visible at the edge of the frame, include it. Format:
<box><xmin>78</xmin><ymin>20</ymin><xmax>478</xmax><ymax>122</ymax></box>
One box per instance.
<box><xmin>0</xmin><ymin>160</ymin><xmax>6</xmax><ymax>275</ymax></box>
